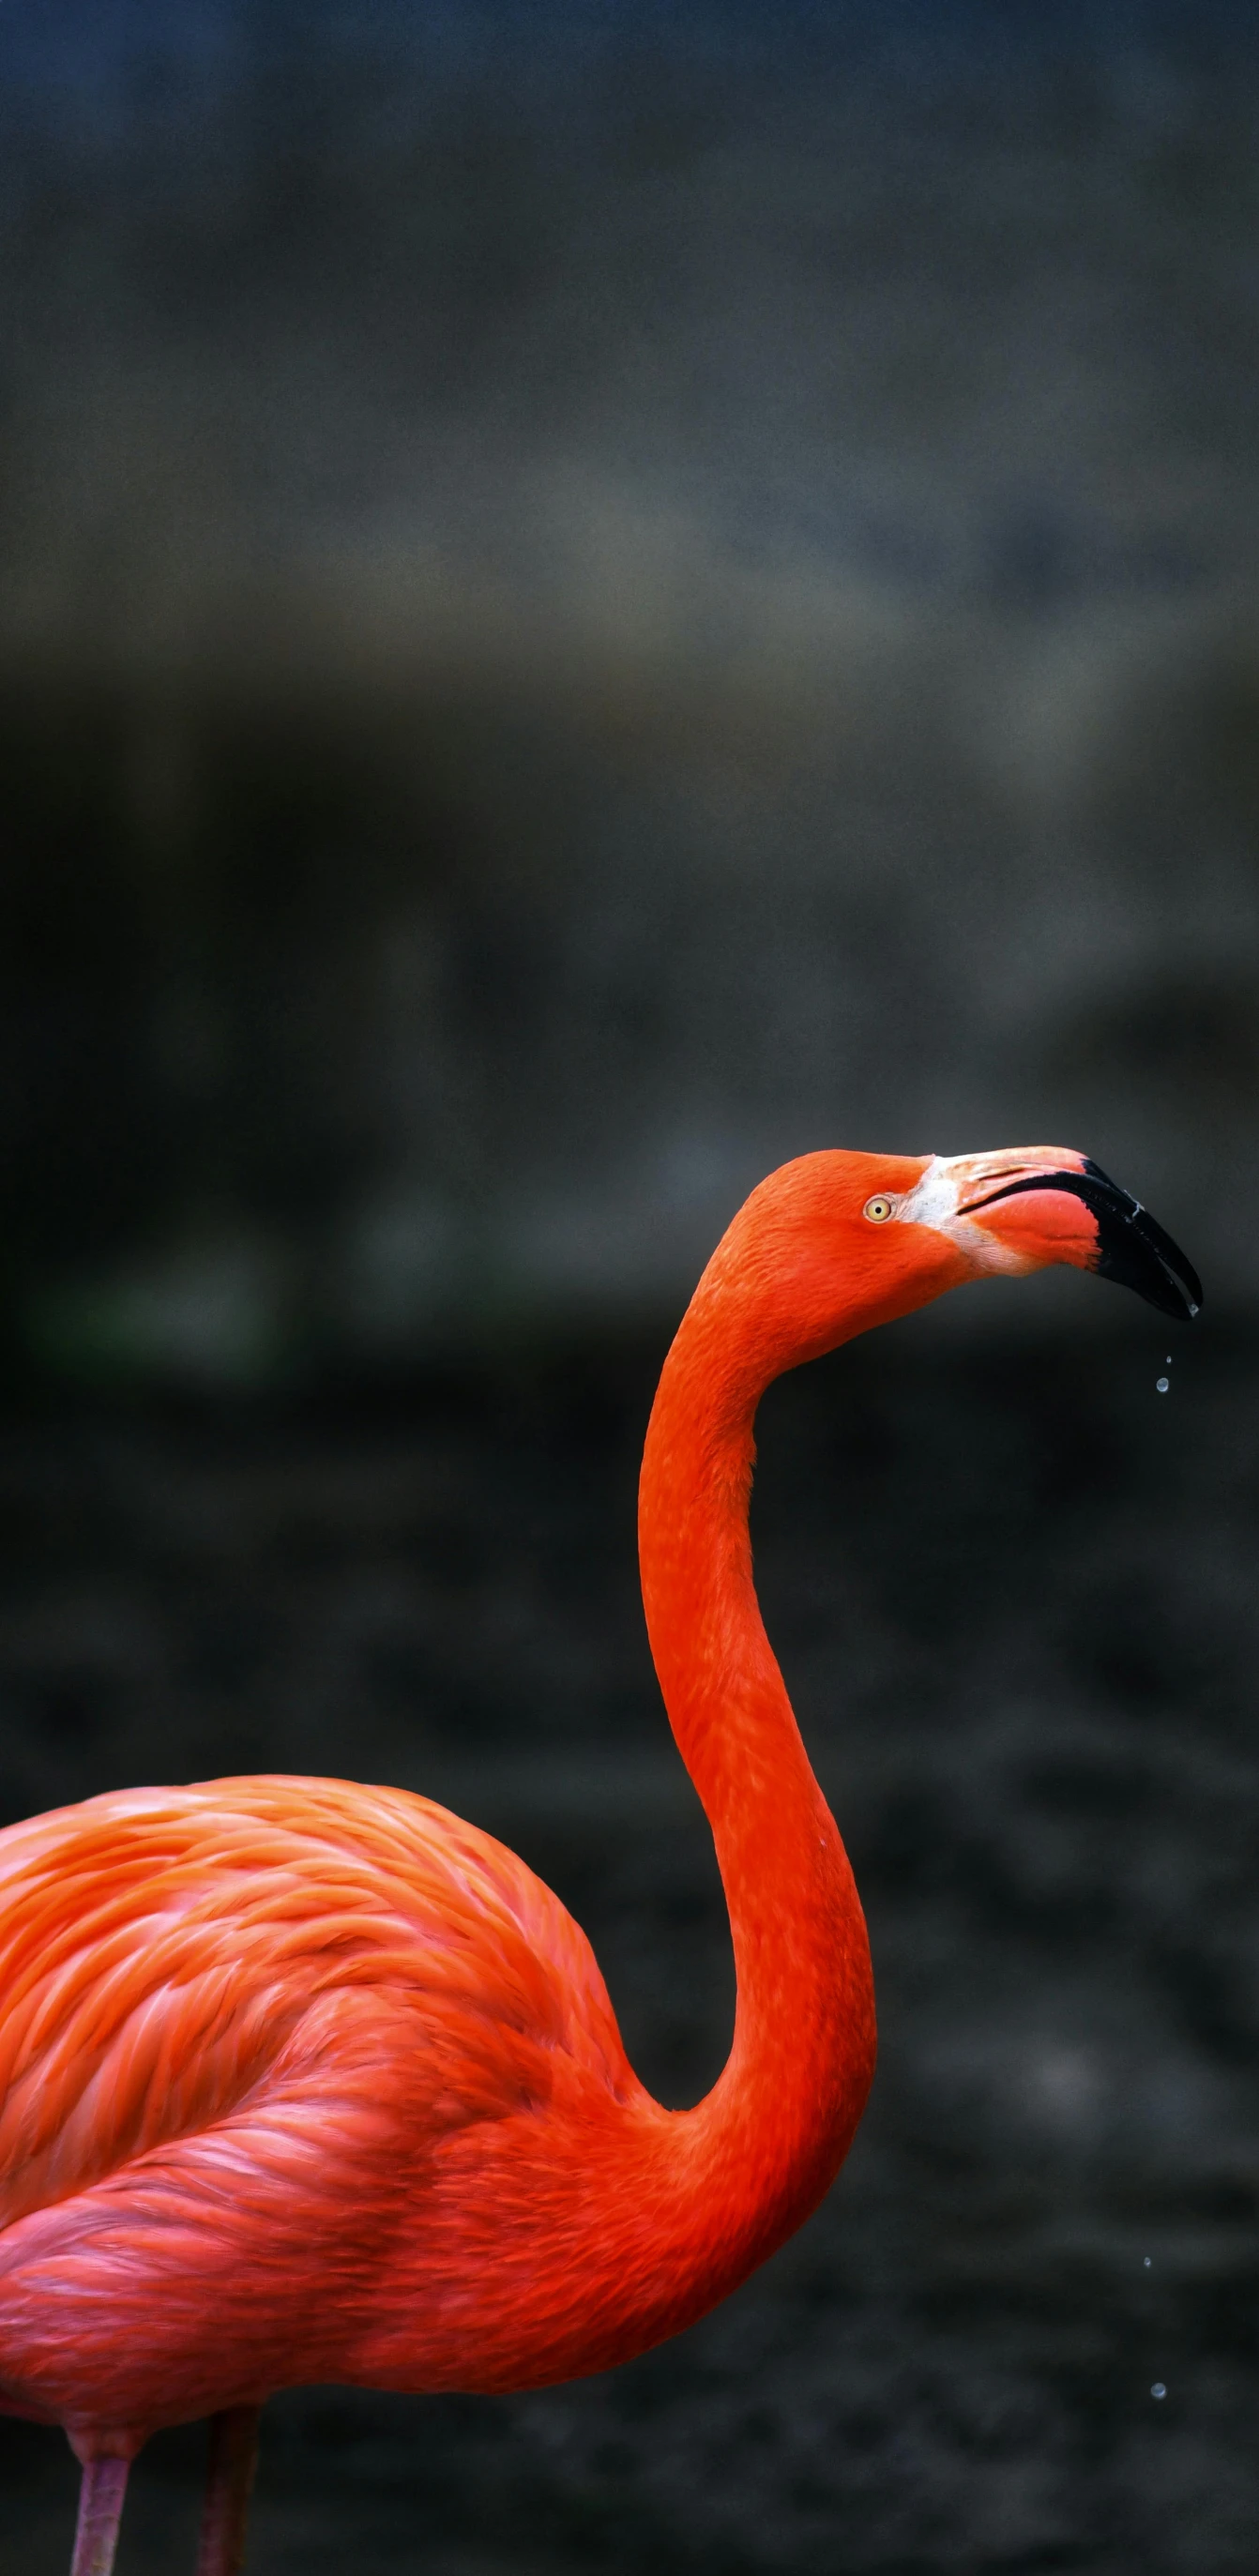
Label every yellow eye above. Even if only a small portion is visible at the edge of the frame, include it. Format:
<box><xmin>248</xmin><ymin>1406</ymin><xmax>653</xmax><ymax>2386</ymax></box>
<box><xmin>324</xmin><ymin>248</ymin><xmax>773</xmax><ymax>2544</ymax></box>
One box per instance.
<box><xmin>863</xmin><ymin>1195</ymin><xmax>894</xmax><ymax>1223</ymax></box>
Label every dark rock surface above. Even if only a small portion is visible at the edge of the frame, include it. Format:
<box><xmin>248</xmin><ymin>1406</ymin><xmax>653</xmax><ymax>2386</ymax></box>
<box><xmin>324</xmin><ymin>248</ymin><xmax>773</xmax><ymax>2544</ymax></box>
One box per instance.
<box><xmin>3</xmin><ymin>16</ymin><xmax>1259</xmax><ymax>1370</ymax></box>
<box><xmin>2</xmin><ymin>1310</ymin><xmax>1255</xmax><ymax>2572</ymax></box>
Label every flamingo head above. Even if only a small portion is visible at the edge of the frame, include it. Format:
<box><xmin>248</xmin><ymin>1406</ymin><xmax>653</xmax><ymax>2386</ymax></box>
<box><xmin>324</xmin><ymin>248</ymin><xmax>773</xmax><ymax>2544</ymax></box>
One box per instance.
<box><xmin>688</xmin><ymin>1146</ymin><xmax>1200</xmax><ymax>1390</ymax></box>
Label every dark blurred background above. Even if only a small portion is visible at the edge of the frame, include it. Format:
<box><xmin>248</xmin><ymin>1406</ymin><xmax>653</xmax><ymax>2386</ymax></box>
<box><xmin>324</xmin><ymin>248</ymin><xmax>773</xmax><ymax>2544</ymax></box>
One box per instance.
<box><xmin>2</xmin><ymin>4</ymin><xmax>1257</xmax><ymax>2568</ymax></box>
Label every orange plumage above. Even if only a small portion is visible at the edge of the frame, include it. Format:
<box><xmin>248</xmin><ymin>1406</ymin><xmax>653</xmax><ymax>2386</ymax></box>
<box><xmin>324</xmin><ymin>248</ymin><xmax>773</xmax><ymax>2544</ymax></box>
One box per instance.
<box><xmin>0</xmin><ymin>1149</ymin><xmax>1200</xmax><ymax>2575</ymax></box>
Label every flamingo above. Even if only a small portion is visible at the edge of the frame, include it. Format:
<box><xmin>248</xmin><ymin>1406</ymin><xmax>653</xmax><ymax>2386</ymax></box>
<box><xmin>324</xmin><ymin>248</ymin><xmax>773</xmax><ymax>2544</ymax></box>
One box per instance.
<box><xmin>0</xmin><ymin>1147</ymin><xmax>1200</xmax><ymax>2576</ymax></box>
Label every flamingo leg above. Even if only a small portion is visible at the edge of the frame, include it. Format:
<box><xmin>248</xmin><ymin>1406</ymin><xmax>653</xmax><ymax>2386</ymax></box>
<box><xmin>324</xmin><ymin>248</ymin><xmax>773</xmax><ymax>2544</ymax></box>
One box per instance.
<box><xmin>69</xmin><ymin>2455</ymin><xmax>130</xmax><ymax>2576</ymax></box>
<box><xmin>195</xmin><ymin>2404</ymin><xmax>262</xmax><ymax>2576</ymax></box>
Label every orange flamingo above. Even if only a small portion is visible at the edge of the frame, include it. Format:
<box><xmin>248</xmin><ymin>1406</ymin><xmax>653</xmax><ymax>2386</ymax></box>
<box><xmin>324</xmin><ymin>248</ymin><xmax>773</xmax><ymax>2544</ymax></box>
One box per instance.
<box><xmin>0</xmin><ymin>1148</ymin><xmax>1200</xmax><ymax>2575</ymax></box>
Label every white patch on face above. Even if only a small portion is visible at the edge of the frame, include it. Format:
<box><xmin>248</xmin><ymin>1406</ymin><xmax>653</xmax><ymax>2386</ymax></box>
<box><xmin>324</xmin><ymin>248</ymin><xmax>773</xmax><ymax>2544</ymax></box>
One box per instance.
<box><xmin>890</xmin><ymin>1153</ymin><xmax>1040</xmax><ymax>1276</ymax></box>
<box><xmin>895</xmin><ymin>1156</ymin><xmax>959</xmax><ymax>1234</ymax></box>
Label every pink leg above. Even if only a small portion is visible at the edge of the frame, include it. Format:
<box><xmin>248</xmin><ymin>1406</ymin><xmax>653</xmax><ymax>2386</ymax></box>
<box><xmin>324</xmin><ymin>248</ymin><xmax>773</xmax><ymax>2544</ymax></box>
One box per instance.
<box><xmin>195</xmin><ymin>2404</ymin><xmax>262</xmax><ymax>2576</ymax></box>
<box><xmin>69</xmin><ymin>2454</ymin><xmax>130</xmax><ymax>2576</ymax></box>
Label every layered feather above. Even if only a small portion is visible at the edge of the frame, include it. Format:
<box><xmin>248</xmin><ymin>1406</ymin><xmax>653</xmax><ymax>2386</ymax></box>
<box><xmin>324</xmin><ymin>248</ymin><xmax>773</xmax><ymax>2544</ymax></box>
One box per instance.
<box><xmin>0</xmin><ymin>1776</ymin><xmax>631</xmax><ymax>2236</ymax></box>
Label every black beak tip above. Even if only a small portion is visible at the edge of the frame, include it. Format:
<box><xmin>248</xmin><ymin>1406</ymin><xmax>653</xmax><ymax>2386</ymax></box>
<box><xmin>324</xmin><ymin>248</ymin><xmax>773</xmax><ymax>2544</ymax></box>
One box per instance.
<box><xmin>1081</xmin><ymin>1160</ymin><xmax>1203</xmax><ymax>1322</ymax></box>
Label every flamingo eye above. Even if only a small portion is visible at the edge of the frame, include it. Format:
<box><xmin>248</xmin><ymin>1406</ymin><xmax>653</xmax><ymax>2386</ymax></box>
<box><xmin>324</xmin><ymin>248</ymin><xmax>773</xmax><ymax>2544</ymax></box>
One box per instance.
<box><xmin>863</xmin><ymin>1195</ymin><xmax>894</xmax><ymax>1222</ymax></box>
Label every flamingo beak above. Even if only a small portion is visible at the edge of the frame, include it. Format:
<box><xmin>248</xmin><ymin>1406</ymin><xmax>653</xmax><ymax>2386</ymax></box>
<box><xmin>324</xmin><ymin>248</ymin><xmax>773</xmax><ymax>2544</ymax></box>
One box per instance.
<box><xmin>961</xmin><ymin>1156</ymin><xmax>1203</xmax><ymax>1322</ymax></box>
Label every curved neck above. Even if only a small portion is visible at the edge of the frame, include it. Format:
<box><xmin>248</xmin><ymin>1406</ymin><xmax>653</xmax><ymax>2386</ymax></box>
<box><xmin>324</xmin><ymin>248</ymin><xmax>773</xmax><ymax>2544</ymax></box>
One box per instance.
<box><xmin>637</xmin><ymin>1263</ymin><xmax>876</xmax><ymax>2266</ymax></box>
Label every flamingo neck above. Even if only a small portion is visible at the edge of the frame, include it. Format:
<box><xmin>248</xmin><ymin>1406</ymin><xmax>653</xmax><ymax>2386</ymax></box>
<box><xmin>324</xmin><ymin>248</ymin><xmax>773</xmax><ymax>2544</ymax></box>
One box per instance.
<box><xmin>637</xmin><ymin>1265</ymin><xmax>876</xmax><ymax>2264</ymax></box>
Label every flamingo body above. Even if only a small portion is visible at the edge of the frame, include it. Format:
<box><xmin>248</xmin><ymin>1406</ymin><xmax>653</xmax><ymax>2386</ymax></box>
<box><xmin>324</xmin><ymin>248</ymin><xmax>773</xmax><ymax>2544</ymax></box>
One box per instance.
<box><xmin>0</xmin><ymin>1765</ymin><xmax>869</xmax><ymax>2448</ymax></box>
<box><xmin>0</xmin><ymin>1146</ymin><xmax>1200</xmax><ymax>2568</ymax></box>
<box><xmin>0</xmin><ymin>1780</ymin><xmax>667</xmax><ymax>2431</ymax></box>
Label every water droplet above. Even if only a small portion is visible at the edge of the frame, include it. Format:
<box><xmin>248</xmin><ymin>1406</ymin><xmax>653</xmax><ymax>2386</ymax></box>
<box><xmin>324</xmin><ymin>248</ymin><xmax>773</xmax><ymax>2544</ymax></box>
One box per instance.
<box><xmin>1156</xmin><ymin>1377</ymin><xmax>1169</xmax><ymax>1393</ymax></box>
<box><xmin>1165</xmin><ymin>1356</ymin><xmax>1173</xmax><ymax>1364</ymax></box>
<box><xmin>1144</xmin><ymin>2255</ymin><xmax>1152</xmax><ymax>2268</ymax></box>
<box><xmin>1151</xmin><ymin>2382</ymin><xmax>1167</xmax><ymax>2401</ymax></box>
